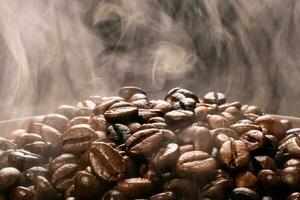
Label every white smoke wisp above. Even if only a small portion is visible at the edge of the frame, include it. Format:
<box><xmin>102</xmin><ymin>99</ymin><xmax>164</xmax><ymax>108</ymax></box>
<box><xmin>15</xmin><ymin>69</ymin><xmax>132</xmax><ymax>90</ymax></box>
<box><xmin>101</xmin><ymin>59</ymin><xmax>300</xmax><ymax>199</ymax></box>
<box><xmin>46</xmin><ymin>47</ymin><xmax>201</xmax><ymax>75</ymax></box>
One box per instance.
<box><xmin>0</xmin><ymin>0</ymin><xmax>300</xmax><ymax>120</ymax></box>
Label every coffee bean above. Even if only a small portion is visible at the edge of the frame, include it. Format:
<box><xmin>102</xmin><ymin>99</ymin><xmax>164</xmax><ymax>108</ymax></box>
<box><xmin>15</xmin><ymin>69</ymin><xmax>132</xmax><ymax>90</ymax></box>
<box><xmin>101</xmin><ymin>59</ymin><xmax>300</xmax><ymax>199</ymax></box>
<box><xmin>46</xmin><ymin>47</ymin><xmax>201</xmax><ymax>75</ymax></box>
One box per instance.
<box><xmin>150</xmin><ymin>100</ymin><xmax>172</xmax><ymax>114</ymax></box>
<box><xmin>253</xmin><ymin>156</ymin><xmax>277</xmax><ymax>172</ymax></box>
<box><xmin>89</xmin><ymin>142</ymin><xmax>126</xmax><ymax>182</ymax></box>
<box><xmin>241</xmin><ymin>105</ymin><xmax>262</xmax><ymax>116</ymax></box>
<box><xmin>257</xmin><ymin>169</ymin><xmax>281</xmax><ymax>193</ymax></box>
<box><xmin>10</xmin><ymin>186</ymin><xmax>35</xmax><ymax>200</ymax></box>
<box><xmin>42</xmin><ymin>114</ymin><xmax>69</xmax><ymax>133</ymax></box>
<box><xmin>74</xmin><ymin>171</ymin><xmax>103</xmax><ymax>199</ymax></box>
<box><xmin>164</xmin><ymin>110</ymin><xmax>194</xmax><ymax>129</ymax></box>
<box><xmin>163</xmin><ymin>178</ymin><xmax>198</xmax><ymax>199</ymax></box>
<box><xmin>207</xmin><ymin>114</ymin><xmax>230</xmax><ymax>129</ymax></box>
<box><xmin>125</xmin><ymin>128</ymin><xmax>163</xmax><ymax>157</ymax></box>
<box><xmin>218</xmin><ymin>140</ymin><xmax>250</xmax><ymax>170</ymax></box>
<box><xmin>116</xmin><ymin>178</ymin><xmax>154</xmax><ymax>199</ymax></box>
<box><xmin>176</xmin><ymin>151</ymin><xmax>216</xmax><ymax>179</ymax></box>
<box><xmin>229</xmin><ymin>187</ymin><xmax>259</xmax><ymax>200</ymax></box>
<box><xmin>284</xmin><ymin>159</ymin><xmax>300</xmax><ymax>168</ymax></box>
<box><xmin>51</xmin><ymin>164</ymin><xmax>78</xmax><ymax>191</ymax></box>
<box><xmin>152</xmin><ymin>143</ymin><xmax>179</xmax><ymax>172</ymax></box>
<box><xmin>62</xmin><ymin>124</ymin><xmax>98</xmax><ymax>154</ymax></box>
<box><xmin>34</xmin><ymin>176</ymin><xmax>59</xmax><ymax>200</ymax></box>
<box><xmin>24</xmin><ymin>166</ymin><xmax>49</xmax><ymax>185</ymax></box>
<box><xmin>230</xmin><ymin>123</ymin><xmax>261</xmax><ymax>135</ymax></box>
<box><xmin>286</xmin><ymin>192</ymin><xmax>300</xmax><ymax>200</ymax></box>
<box><xmin>240</xmin><ymin>130</ymin><xmax>265</xmax><ymax>152</ymax></box>
<box><xmin>255</xmin><ymin>115</ymin><xmax>286</xmax><ymax>139</ymax></box>
<box><xmin>0</xmin><ymin>167</ymin><xmax>22</xmax><ymax>191</ymax></box>
<box><xmin>100</xmin><ymin>190</ymin><xmax>126</xmax><ymax>200</ymax></box>
<box><xmin>280</xmin><ymin>167</ymin><xmax>300</xmax><ymax>191</ymax></box>
<box><xmin>55</xmin><ymin>105</ymin><xmax>77</xmax><ymax>120</ymax></box>
<box><xmin>235</xmin><ymin>171</ymin><xmax>257</xmax><ymax>188</ymax></box>
<box><xmin>104</xmin><ymin>106</ymin><xmax>139</xmax><ymax>123</ymax></box>
<box><xmin>148</xmin><ymin>191</ymin><xmax>176</xmax><ymax>200</ymax></box>
<box><xmin>107</xmin><ymin>124</ymin><xmax>131</xmax><ymax>144</ymax></box>
<box><xmin>204</xmin><ymin>92</ymin><xmax>226</xmax><ymax>105</ymax></box>
<box><xmin>199</xmin><ymin>178</ymin><xmax>233</xmax><ymax>200</ymax></box>
<box><xmin>119</xmin><ymin>86</ymin><xmax>146</xmax><ymax>100</ymax></box>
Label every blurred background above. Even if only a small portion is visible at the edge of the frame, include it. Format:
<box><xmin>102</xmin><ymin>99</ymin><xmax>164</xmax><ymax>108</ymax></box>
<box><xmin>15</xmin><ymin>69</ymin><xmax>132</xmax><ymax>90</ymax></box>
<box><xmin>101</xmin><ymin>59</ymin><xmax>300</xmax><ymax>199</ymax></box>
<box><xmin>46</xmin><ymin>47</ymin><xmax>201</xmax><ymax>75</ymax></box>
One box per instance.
<box><xmin>0</xmin><ymin>0</ymin><xmax>299</xmax><ymax>120</ymax></box>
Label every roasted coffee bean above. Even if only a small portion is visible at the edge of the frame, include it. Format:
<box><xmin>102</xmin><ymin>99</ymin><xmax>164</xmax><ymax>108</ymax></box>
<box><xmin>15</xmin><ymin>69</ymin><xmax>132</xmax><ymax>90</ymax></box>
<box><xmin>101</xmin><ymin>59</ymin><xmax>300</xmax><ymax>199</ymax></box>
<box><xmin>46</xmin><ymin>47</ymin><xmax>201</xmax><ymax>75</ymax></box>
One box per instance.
<box><xmin>284</xmin><ymin>158</ymin><xmax>300</xmax><ymax>168</ymax></box>
<box><xmin>76</xmin><ymin>107</ymin><xmax>94</xmax><ymax>117</ymax></box>
<box><xmin>0</xmin><ymin>137</ymin><xmax>16</xmax><ymax>151</ymax></box>
<box><xmin>55</xmin><ymin>105</ymin><xmax>77</xmax><ymax>120</ymax></box>
<box><xmin>125</xmin><ymin>128</ymin><xmax>163</xmax><ymax>157</ymax></box>
<box><xmin>241</xmin><ymin>105</ymin><xmax>262</xmax><ymax>116</ymax></box>
<box><xmin>15</xmin><ymin>133</ymin><xmax>43</xmax><ymax>147</ymax></box>
<box><xmin>50</xmin><ymin>153</ymin><xmax>78</xmax><ymax>172</ymax></box>
<box><xmin>229</xmin><ymin>187</ymin><xmax>259</xmax><ymax>200</ymax></box>
<box><xmin>164</xmin><ymin>110</ymin><xmax>194</xmax><ymax>129</ymax></box>
<box><xmin>74</xmin><ymin>171</ymin><xmax>103</xmax><ymax>200</ymax></box>
<box><xmin>177</xmin><ymin>125</ymin><xmax>212</xmax><ymax>153</ymax></box>
<box><xmin>286</xmin><ymin>192</ymin><xmax>300</xmax><ymax>200</ymax></box>
<box><xmin>204</xmin><ymin>92</ymin><xmax>226</xmax><ymax>105</ymax></box>
<box><xmin>42</xmin><ymin>114</ymin><xmax>69</xmax><ymax>133</ymax></box>
<box><xmin>150</xmin><ymin>100</ymin><xmax>173</xmax><ymax>114</ymax></box>
<box><xmin>218</xmin><ymin>140</ymin><xmax>250</xmax><ymax>170</ymax></box>
<box><xmin>119</xmin><ymin>86</ymin><xmax>146</xmax><ymax>100</ymax></box>
<box><xmin>148</xmin><ymin>191</ymin><xmax>176</xmax><ymax>200</ymax></box>
<box><xmin>280</xmin><ymin>167</ymin><xmax>300</xmax><ymax>191</ymax></box>
<box><xmin>194</xmin><ymin>105</ymin><xmax>209</xmax><ymax>122</ymax></box>
<box><xmin>107</xmin><ymin>124</ymin><xmax>131</xmax><ymax>144</ymax></box>
<box><xmin>93</xmin><ymin>98</ymin><xmax>120</xmax><ymax>116</ymax></box>
<box><xmin>173</xmin><ymin>97</ymin><xmax>196</xmax><ymax>111</ymax></box>
<box><xmin>255</xmin><ymin>115</ymin><xmax>286</xmax><ymax>139</ymax></box>
<box><xmin>163</xmin><ymin>178</ymin><xmax>198</xmax><ymax>199</ymax></box>
<box><xmin>104</xmin><ymin>106</ymin><xmax>139</xmax><ymax>123</ymax></box>
<box><xmin>65</xmin><ymin>184</ymin><xmax>75</xmax><ymax>199</ymax></box>
<box><xmin>89</xmin><ymin>142</ymin><xmax>126</xmax><ymax>182</ymax></box>
<box><xmin>62</xmin><ymin>124</ymin><xmax>98</xmax><ymax>154</ymax></box>
<box><xmin>10</xmin><ymin>186</ymin><xmax>35</xmax><ymax>200</ymax></box>
<box><xmin>257</xmin><ymin>169</ymin><xmax>281</xmax><ymax>193</ymax></box>
<box><xmin>152</xmin><ymin>143</ymin><xmax>179</xmax><ymax>172</ymax></box>
<box><xmin>0</xmin><ymin>167</ymin><xmax>22</xmax><ymax>191</ymax></box>
<box><xmin>116</xmin><ymin>178</ymin><xmax>154</xmax><ymax>199</ymax></box>
<box><xmin>179</xmin><ymin>144</ymin><xmax>194</xmax><ymax>155</ymax></box>
<box><xmin>199</xmin><ymin>178</ymin><xmax>233</xmax><ymax>200</ymax></box>
<box><xmin>8</xmin><ymin>149</ymin><xmax>43</xmax><ymax>171</ymax></box>
<box><xmin>24</xmin><ymin>166</ymin><xmax>49</xmax><ymax>185</ymax></box>
<box><xmin>230</xmin><ymin>123</ymin><xmax>261</xmax><ymax>135</ymax></box>
<box><xmin>51</xmin><ymin>164</ymin><xmax>78</xmax><ymax>191</ymax></box>
<box><xmin>66</xmin><ymin>117</ymin><xmax>90</xmax><ymax>129</ymax></box>
<box><xmin>253</xmin><ymin>156</ymin><xmax>277</xmax><ymax>171</ymax></box>
<box><xmin>235</xmin><ymin>171</ymin><xmax>257</xmax><ymax>188</ymax></box>
<box><xmin>207</xmin><ymin>114</ymin><xmax>230</xmax><ymax>129</ymax></box>
<box><xmin>176</xmin><ymin>151</ymin><xmax>216</xmax><ymax>179</ymax></box>
<box><xmin>89</xmin><ymin>115</ymin><xmax>108</xmax><ymax>132</ymax></box>
<box><xmin>240</xmin><ymin>130</ymin><xmax>265</xmax><ymax>152</ymax></box>
<box><xmin>286</xmin><ymin>128</ymin><xmax>300</xmax><ymax>136</ymax></box>
<box><xmin>100</xmin><ymin>190</ymin><xmax>126</xmax><ymax>200</ymax></box>
<box><xmin>34</xmin><ymin>176</ymin><xmax>59</xmax><ymax>200</ymax></box>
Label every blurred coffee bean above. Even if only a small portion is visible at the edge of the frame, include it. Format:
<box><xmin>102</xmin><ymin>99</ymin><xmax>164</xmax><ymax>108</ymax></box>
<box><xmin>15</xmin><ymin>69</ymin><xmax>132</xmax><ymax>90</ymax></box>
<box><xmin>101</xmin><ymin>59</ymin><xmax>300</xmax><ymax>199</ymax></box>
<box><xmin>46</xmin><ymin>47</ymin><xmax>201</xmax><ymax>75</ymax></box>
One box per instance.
<box><xmin>164</xmin><ymin>110</ymin><xmax>194</xmax><ymax>129</ymax></box>
<box><xmin>280</xmin><ymin>167</ymin><xmax>300</xmax><ymax>191</ymax></box>
<box><xmin>229</xmin><ymin>187</ymin><xmax>259</xmax><ymax>200</ymax></box>
<box><xmin>253</xmin><ymin>156</ymin><xmax>277</xmax><ymax>172</ymax></box>
<box><xmin>204</xmin><ymin>92</ymin><xmax>226</xmax><ymax>105</ymax></box>
<box><xmin>235</xmin><ymin>171</ymin><xmax>257</xmax><ymax>189</ymax></box>
<box><xmin>0</xmin><ymin>137</ymin><xmax>16</xmax><ymax>151</ymax></box>
<box><xmin>150</xmin><ymin>100</ymin><xmax>172</xmax><ymax>114</ymax></box>
<box><xmin>10</xmin><ymin>186</ymin><xmax>35</xmax><ymax>200</ymax></box>
<box><xmin>34</xmin><ymin>176</ymin><xmax>59</xmax><ymax>200</ymax></box>
<box><xmin>100</xmin><ymin>190</ymin><xmax>126</xmax><ymax>200</ymax></box>
<box><xmin>241</xmin><ymin>105</ymin><xmax>262</xmax><ymax>116</ymax></box>
<box><xmin>55</xmin><ymin>105</ymin><xmax>77</xmax><ymax>120</ymax></box>
<box><xmin>62</xmin><ymin>124</ymin><xmax>98</xmax><ymax>154</ymax></box>
<box><xmin>49</xmin><ymin>153</ymin><xmax>77</xmax><ymax>173</ymax></box>
<box><xmin>93</xmin><ymin>99</ymin><xmax>120</xmax><ymax>116</ymax></box>
<box><xmin>199</xmin><ymin>178</ymin><xmax>233</xmax><ymax>200</ymax></box>
<box><xmin>163</xmin><ymin>178</ymin><xmax>198</xmax><ymax>199</ymax></box>
<box><xmin>42</xmin><ymin>114</ymin><xmax>69</xmax><ymax>133</ymax></box>
<box><xmin>284</xmin><ymin>158</ymin><xmax>300</xmax><ymax>169</ymax></box>
<box><xmin>255</xmin><ymin>115</ymin><xmax>286</xmax><ymax>139</ymax></box>
<box><xmin>0</xmin><ymin>167</ymin><xmax>22</xmax><ymax>191</ymax></box>
<box><xmin>51</xmin><ymin>164</ymin><xmax>78</xmax><ymax>191</ymax></box>
<box><xmin>107</xmin><ymin>124</ymin><xmax>131</xmax><ymax>144</ymax></box>
<box><xmin>173</xmin><ymin>97</ymin><xmax>196</xmax><ymax>111</ymax></box>
<box><xmin>152</xmin><ymin>143</ymin><xmax>179</xmax><ymax>172</ymax></box>
<box><xmin>286</xmin><ymin>192</ymin><xmax>300</xmax><ymax>200</ymax></box>
<box><xmin>148</xmin><ymin>191</ymin><xmax>176</xmax><ymax>200</ymax></box>
<box><xmin>257</xmin><ymin>169</ymin><xmax>281</xmax><ymax>193</ymax></box>
<box><xmin>176</xmin><ymin>151</ymin><xmax>216</xmax><ymax>179</ymax></box>
<box><xmin>24</xmin><ymin>166</ymin><xmax>49</xmax><ymax>185</ymax></box>
<box><xmin>116</xmin><ymin>178</ymin><xmax>154</xmax><ymax>199</ymax></box>
<box><xmin>194</xmin><ymin>105</ymin><xmax>209</xmax><ymax>122</ymax></box>
<box><xmin>89</xmin><ymin>142</ymin><xmax>125</xmax><ymax>182</ymax></box>
<box><xmin>207</xmin><ymin>114</ymin><xmax>229</xmax><ymax>129</ymax></box>
<box><xmin>104</xmin><ymin>106</ymin><xmax>139</xmax><ymax>123</ymax></box>
<box><xmin>230</xmin><ymin>123</ymin><xmax>261</xmax><ymax>136</ymax></box>
<box><xmin>119</xmin><ymin>86</ymin><xmax>146</xmax><ymax>100</ymax></box>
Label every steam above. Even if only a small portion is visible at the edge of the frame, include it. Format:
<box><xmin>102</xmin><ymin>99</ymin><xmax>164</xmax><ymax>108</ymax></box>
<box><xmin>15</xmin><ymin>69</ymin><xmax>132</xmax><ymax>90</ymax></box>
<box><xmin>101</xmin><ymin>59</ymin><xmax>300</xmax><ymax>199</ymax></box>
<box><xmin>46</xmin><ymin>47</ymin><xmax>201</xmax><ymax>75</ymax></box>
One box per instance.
<box><xmin>0</xmin><ymin>0</ymin><xmax>300</xmax><ymax>120</ymax></box>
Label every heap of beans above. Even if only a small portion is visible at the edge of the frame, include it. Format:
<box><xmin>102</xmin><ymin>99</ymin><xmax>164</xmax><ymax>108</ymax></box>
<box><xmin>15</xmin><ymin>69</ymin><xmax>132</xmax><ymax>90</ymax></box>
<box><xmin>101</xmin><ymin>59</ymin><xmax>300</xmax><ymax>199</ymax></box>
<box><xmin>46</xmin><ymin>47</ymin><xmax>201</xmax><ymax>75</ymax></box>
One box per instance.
<box><xmin>0</xmin><ymin>86</ymin><xmax>299</xmax><ymax>200</ymax></box>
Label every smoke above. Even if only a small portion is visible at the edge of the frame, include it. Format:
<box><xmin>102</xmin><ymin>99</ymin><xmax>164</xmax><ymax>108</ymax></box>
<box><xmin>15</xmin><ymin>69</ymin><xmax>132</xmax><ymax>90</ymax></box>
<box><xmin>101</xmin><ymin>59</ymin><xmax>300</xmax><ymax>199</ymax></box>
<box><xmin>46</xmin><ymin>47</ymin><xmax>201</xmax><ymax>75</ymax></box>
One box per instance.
<box><xmin>0</xmin><ymin>0</ymin><xmax>300</xmax><ymax>120</ymax></box>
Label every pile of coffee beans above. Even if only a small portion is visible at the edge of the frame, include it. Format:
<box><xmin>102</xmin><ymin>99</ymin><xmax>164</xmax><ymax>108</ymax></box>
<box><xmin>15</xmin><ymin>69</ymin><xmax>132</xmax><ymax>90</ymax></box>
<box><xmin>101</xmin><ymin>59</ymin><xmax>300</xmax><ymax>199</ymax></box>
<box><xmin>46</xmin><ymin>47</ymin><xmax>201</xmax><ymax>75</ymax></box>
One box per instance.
<box><xmin>0</xmin><ymin>86</ymin><xmax>299</xmax><ymax>200</ymax></box>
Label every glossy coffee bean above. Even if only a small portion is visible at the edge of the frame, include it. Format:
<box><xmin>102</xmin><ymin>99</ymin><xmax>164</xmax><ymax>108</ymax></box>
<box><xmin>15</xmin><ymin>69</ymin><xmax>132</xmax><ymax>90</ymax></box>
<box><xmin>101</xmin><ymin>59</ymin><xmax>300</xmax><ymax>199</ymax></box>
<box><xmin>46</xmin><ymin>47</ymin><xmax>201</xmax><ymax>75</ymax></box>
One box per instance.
<box><xmin>62</xmin><ymin>124</ymin><xmax>98</xmax><ymax>154</ymax></box>
<box><xmin>280</xmin><ymin>167</ymin><xmax>300</xmax><ymax>190</ymax></box>
<box><xmin>257</xmin><ymin>169</ymin><xmax>280</xmax><ymax>193</ymax></box>
<box><xmin>74</xmin><ymin>171</ymin><xmax>103</xmax><ymax>200</ymax></box>
<box><xmin>286</xmin><ymin>192</ymin><xmax>300</xmax><ymax>200</ymax></box>
<box><xmin>0</xmin><ymin>167</ymin><xmax>22</xmax><ymax>191</ymax></box>
<box><xmin>10</xmin><ymin>186</ymin><xmax>35</xmax><ymax>200</ymax></box>
<box><xmin>240</xmin><ymin>130</ymin><xmax>265</xmax><ymax>152</ymax></box>
<box><xmin>164</xmin><ymin>110</ymin><xmax>194</xmax><ymax>129</ymax></box>
<box><xmin>255</xmin><ymin>115</ymin><xmax>286</xmax><ymax>139</ymax></box>
<box><xmin>107</xmin><ymin>124</ymin><xmax>131</xmax><ymax>144</ymax></box>
<box><xmin>34</xmin><ymin>176</ymin><xmax>59</xmax><ymax>200</ymax></box>
<box><xmin>152</xmin><ymin>143</ymin><xmax>179</xmax><ymax>172</ymax></box>
<box><xmin>150</xmin><ymin>100</ymin><xmax>172</xmax><ymax>114</ymax></box>
<box><xmin>100</xmin><ymin>190</ymin><xmax>126</xmax><ymax>200</ymax></box>
<box><xmin>230</xmin><ymin>123</ymin><xmax>261</xmax><ymax>136</ymax></box>
<box><xmin>119</xmin><ymin>86</ymin><xmax>146</xmax><ymax>100</ymax></box>
<box><xmin>241</xmin><ymin>105</ymin><xmax>262</xmax><ymax>116</ymax></box>
<box><xmin>116</xmin><ymin>178</ymin><xmax>154</xmax><ymax>199</ymax></box>
<box><xmin>207</xmin><ymin>114</ymin><xmax>229</xmax><ymax>129</ymax></box>
<box><xmin>218</xmin><ymin>140</ymin><xmax>250</xmax><ymax>170</ymax></box>
<box><xmin>49</xmin><ymin>153</ymin><xmax>78</xmax><ymax>172</ymax></box>
<box><xmin>148</xmin><ymin>191</ymin><xmax>176</xmax><ymax>200</ymax></box>
<box><xmin>104</xmin><ymin>106</ymin><xmax>139</xmax><ymax>123</ymax></box>
<box><xmin>284</xmin><ymin>158</ymin><xmax>300</xmax><ymax>168</ymax></box>
<box><xmin>125</xmin><ymin>128</ymin><xmax>163</xmax><ymax>157</ymax></box>
<box><xmin>199</xmin><ymin>178</ymin><xmax>233</xmax><ymax>200</ymax></box>
<box><xmin>89</xmin><ymin>142</ymin><xmax>126</xmax><ymax>182</ymax></box>
<box><xmin>176</xmin><ymin>151</ymin><xmax>216</xmax><ymax>178</ymax></box>
<box><xmin>24</xmin><ymin>166</ymin><xmax>49</xmax><ymax>185</ymax></box>
<box><xmin>51</xmin><ymin>164</ymin><xmax>78</xmax><ymax>191</ymax></box>
<box><xmin>235</xmin><ymin>171</ymin><xmax>257</xmax><ymax>188</ymax></box>
<box><xmin>229</xmin><ymin>187</ymin><xmax>259</xmax><ymax>200</ymax></box>
<box><xmin>204</xmin><ymin>92</ymin><xmax>226</xmax><ymax>105</ymax></box>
